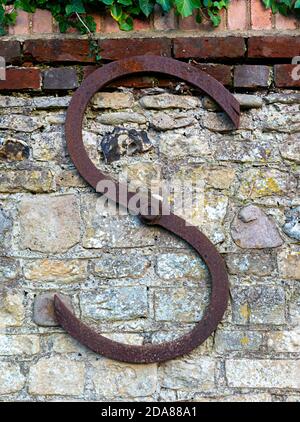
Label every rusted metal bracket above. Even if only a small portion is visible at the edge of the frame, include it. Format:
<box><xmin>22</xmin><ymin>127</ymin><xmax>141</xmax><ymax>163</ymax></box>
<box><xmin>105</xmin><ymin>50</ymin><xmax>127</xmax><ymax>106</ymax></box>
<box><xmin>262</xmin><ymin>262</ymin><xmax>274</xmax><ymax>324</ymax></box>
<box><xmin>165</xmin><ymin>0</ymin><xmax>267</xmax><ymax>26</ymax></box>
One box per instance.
<box><xmin>59</xmin><ymin>56</ymin><xmax>240</xmax><ymax>364</ymax></box>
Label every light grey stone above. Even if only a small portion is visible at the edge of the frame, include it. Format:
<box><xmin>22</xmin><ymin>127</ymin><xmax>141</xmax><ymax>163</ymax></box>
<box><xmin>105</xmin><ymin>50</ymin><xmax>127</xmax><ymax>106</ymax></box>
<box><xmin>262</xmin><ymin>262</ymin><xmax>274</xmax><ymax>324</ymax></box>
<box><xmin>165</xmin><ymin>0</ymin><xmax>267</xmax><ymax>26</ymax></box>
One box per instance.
<box><xmin>214</xmin><ymin>330</ymin><xmax>263</xmax><ymax>353</ymax></box>
<box><xmin>0</xmin><ymin>335</ymin><xmax>40</xmax><ymax>355</ymax></box>
<box><xmin>226</xmin><ymin>359</ymin><xmax>300</xmax><ymax>389</ymax></box>
<box><xmin>283</xmin><ymin>206</ymin><xmax>300</xmax><ymax>240</ymax></box>
<box><xmin>91</xmin><ymin>359</ymin><xmax>157</xmax><ymax>399</ymax></box>
<box><xmin>154</xmin><ymin>287</ymin><xmax>209</xmax><ymax>322</ymax></box>
<box><xmin>29</xmin><ymin>357</ymin><xmax>85</xmax><ymax>396</ymax></box>
<box><xmin>231</xmin><ymin>286</ymin><xmax>285</xmax><ymax>325</ymax></box>
<box><xmin>0</xmin><ymin>362</ymin><xmax>25</xmax><ymax>395</ymax></box>
<box><xmin>279</xmin><ymin>136</ymin><xmax>300</xmax><ymax>163</ymax></box>
<box><xmin>18</xmin><ymin>195</ymin><xmax>81</xmax><ymax>253</ymax></box>
<box><xmin>0</xmin><ymin>114</ymin><xmax>43</xmax><ymax>132</ymax></box>
<box><xmin>151</xmin><ymin>112</ymin><xmax>195</xmax><ymax>131</ymax></box>
<box><xmin>80</xmin><ymin>287</ymin><xmax>148</xmax><ymax>321</ymax></box>
<box><xmin>33</xmin><ymin>96</ymin><xmax>72</xmax><ymax>109</ymax></box>
<box><xmin>265</xmin><ymin>93</ymin><xmax>300</xmax><ymax>104</ymax></box>
<box><xmin>140</xmin><ymin>93</ymin><xmax>200</xmax><ymax>110</ymax></box>
<box><xmin>159</xmin><ymin>356</ymin><xmax>215</xmax><ymax>391</ymax></box>
<box><xmin>92</xmin><ymin>252</ymin><xmax>150</xmax><ymax>279</ymax></box>
<box><xmin>234</xmin><ymin>94</ymin><xmax>263</xmax><ymax>109</ymax></box>
<box><xmin>0</xmin><ymin>257</ymin><xmax>20</xmax><ymax>281</ymax></box>
<box><xmin>97</xmin><ymin>112</ymin><xmax>146</xmax><ymax>125</ymax></box>
<box><xmin>225</xmin><ymin>251</ymin><xmax>275</xmax><ymax>276</ymax></box>
<box><xmin>156</xmin><ymin>253</ymin><xmax>207</xmax><ymax>280</ymax></box>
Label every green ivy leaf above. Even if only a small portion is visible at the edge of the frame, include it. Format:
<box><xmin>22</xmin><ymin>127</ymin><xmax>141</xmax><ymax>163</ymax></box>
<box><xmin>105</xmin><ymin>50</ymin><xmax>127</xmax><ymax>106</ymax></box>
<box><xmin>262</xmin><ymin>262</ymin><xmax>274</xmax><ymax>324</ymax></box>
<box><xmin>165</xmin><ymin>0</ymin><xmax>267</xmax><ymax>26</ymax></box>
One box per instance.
<box><xmin>118</xmin><ymin>0</ymin><xmax>132</xmax><ymax>6</ymax></box>
<box><xmin>14</xmin><ymin>0</ymin><xmax>36</xmax><ymax>13</ymax></box>
<box><xmin>156</xmin><ymin>0</ymin><xmax>172</xmax><ymax>12</ymax></box>
<box><xmin>65</xmin><ymin>0</ymin><xmax>86</xmax><ymax>16</ymax></box>
<box><xmin>110</xmin><ymin>3</ymin><xmax>123</xmax><ymax>21</ymax></box>
<box><xmin>174</xmin><ymin>0</ymin><xmax>200</xmax><ymax>17</ymax></box>
<box><xmin>295</xmin><ymin>0</ymin><xmax>300</xmax><ymax>8</ymax></box>
<box><xmin>101</xmin><ymin>0</ymin><xmax>114</xmax><ymax>5</ymax></box>
<box><xmin>139</xmin><ymin>0</ymin><xmax>154</xmax><ymax>17</ymax></box>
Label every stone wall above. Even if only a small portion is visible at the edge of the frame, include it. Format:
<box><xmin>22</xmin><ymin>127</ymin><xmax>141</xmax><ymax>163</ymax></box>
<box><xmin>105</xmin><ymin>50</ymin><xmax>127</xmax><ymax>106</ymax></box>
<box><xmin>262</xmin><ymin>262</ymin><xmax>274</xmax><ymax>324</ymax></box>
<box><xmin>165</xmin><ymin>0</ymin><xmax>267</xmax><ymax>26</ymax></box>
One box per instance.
<box><xmin>0</xmin><ymin>82</ymin><xmax>299</xmax><ymax>401</ymax></box>
<box><xmin>0</xmin><ymin>3</ymin><xmax>300</xmax><ymax>401</ymax></box>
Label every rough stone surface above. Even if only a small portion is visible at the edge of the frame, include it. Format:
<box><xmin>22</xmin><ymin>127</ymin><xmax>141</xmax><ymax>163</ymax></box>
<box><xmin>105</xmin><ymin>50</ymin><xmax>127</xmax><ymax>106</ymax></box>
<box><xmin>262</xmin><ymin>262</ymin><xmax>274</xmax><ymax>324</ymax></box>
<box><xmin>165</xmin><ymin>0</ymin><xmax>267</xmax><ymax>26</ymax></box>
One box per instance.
<box><xmin>151</xmin><ymin>112</ymin><xmax>195</xmax><ymax>131</ymax></box>
<box><xmin>92</xmin><ymin>252</ymin><xmax>150</xmax><ymax>279</ymax></box>
<box><xmin>81</xmin><ymin>287</ymin><xmax>148</xmax><ymax>322</ymax></box>
<box><xmin>18</xmin><ymin>195</ymin><xmax>81</xmax><ymax>253</ymax></box>
<box><xmin>279</xmin><ymin>136</ymin><xmax>300</xmax><ymax>163</ymax></box>
<box><xmin>283</xmin><ymin>207</ymin><xmax>300</xmax><ymax>241</ymax></box>
<box><xmin>0</xmin><ymin>335</ymin><xmax>40</xmax><ymax>355</ymax></box>
<box><xmin>0</xmin><ymin>86</ymin><xmax>299</xmax><ymax>401</ymax></box>
<box><xmin>231</xmin><ymin>286</ymin><xmax>285</xmax><ymax>325</ymax></box>
<box><xmin>159</xmin><ymin>357</ymin><xmax>215</xmax><ymax>391</ymax></box>
<box><xmin>0</xmin><ymin>114</ymin><xmax>43</xmax><ymax>132</ymax></box>
<box><xmin>0</xmin><ymin>290</ymin><xmax>25</xmax><ymax>327</ymax></box>
<box><xmin>29</xmin><ymin>357</ymin><xmax>85</xmax><ymax>396</ymax></box>
<box><xmin>215</xmin><ymin>331</ymin><xmax>263</xmax><ymax>353</ymax></box>
<box><xmin>101</xmin><ymin>127</ymin><xmax>153</xmax><ymax>163</ymax></box>
<box><xmin>0</xmin><ymin>138</ymin><xmax>30</xmax><ymax>161</ymax></box>
<box><xmin>154</xmin><ymin>287</ymin><xmax>208</xmax><ymax>322</ymax></box>
<box><xmin>277</xmin><ymin>248</ymin><xmax>300</xmax><ymax>280</ymax></box>
<box><xmin>33</xmin><ymin>293</ymin><xmax>73</xmax><ymax>327</ymax></box>
<box><xmin>91</xmin><ymin>360</ymin><xmax>157</xmax><ymax>398</ymax></box>
<box><xmin>97</xmin><ymin>112</ymin><xmax>146</xmax><ymax>125</ymax></box>
<box><xmin>226</xmin><ymin>251</ymin><xmax>275</xmax><ymax>276</ymax></box>
<box><xmin>23</xmin><ymin>259</ymin><xmax>87</xmax><ymax>283</ymax></box>
<box><xmin>268</xmin><ymin>331</ymin><xmax>300</xmax><ymax>353</ymax></box>
<box><xmin>92</xmin><ymin>92</ymin><xmax>134</xmax><ymax>109</ymax></box>
<box><xmin>140</xmin><ymin>94</ymin><xmax>200</xmax><ymax>110</ymax></box>
<box><xmin>0</xmin><ymin>362</ymin><xmax>25</xmax><ymax>395</ymax></box>
<box><xmin>226</xmin><ymin>360</ymin><xmax>300</xmax><ymax>389</ymax></box>
<box><xmin>156</xmin><ymin>253</ymin><xmax>207</xmax><ymax>280</ymax></box>
<box><xmin>231</xmin><ymin>205</ymin><xmax>283</xmax><ymax>249</ymax></box>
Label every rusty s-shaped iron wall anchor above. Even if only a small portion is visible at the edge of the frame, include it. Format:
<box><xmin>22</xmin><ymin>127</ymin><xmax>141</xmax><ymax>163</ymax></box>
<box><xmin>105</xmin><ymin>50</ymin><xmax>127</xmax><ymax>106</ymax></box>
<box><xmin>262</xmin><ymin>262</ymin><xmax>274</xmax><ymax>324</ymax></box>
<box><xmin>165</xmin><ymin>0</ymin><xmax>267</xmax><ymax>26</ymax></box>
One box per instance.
<box><xmin>55</xmin><ymin>56</ymin><xmax>240</xmax><ymax>364</ymax></box>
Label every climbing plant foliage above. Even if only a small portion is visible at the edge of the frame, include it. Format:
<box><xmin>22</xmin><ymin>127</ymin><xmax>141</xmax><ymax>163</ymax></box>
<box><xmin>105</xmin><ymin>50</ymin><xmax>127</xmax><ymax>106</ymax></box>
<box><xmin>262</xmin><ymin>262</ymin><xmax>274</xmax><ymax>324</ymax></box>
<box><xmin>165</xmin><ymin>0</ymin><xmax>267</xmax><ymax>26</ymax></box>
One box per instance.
<box><xmin>0</xmin><ymin>0</ymin><xmax>300</xmax><ymax>35</ymax></box>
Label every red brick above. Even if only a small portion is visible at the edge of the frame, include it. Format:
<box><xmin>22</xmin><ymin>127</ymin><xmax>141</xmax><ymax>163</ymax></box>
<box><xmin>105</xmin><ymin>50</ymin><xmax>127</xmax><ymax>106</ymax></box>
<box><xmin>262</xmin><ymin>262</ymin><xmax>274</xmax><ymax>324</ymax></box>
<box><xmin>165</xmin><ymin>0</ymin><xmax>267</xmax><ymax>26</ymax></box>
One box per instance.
<box><xmin>228</xmin><ymin>0</ymin><xmax>248</xmax><ymax>30</ymax></box>
<box><xmin>8</xmin><ymin>10</ymin><xmax>31</xmax><ymax>35</ymax></box>
<box><xmin>24</xmin><ymin>39</ymin><xmax>96</xmax><ymax>62</ymax></box>
<box><xmin>0</xmin><ymin>41</ymin><xmax>21</xmax><ymax>63</ymax></box>
<box><xmin>24</xmin><ymin>38</ymin><xmax>171</xmax><ymax>62</ymax></box>
<box><xmin>99</xmin><ymin>38</ymin><xmax>171</xmax><ymax>60</ymax></box>
<box><xmin>133</xmin><ymin>17</ymin><xmax>152</xmax><ymax>31</ymax></box>
<box><xmin>192</xmin><ymin>63</ymin><xmax>232</xmax><ymax>86</ymax></box>
<box><xmin>102</xmin><ymin>15</ymin><xmax>120</xmax><ymax>33</ymax></box>
<box><xmin>275</xmin><ymin>13</ymin><xmax>298</xmax><ymax>30</ymax></box>
<box><xmin>0</xmin><ymin>68</ymin><xmax>41</xmax><ymax>90</ymax></box>
<box><xmin>153</xmin><ymin>5</ymin><xmax>177</xmax><ymax>30</ymax></box>
<box><xmin>178</xmin><ymin>11</ymin><xmax>200</xmax><ymax>30</ymax></box>
<box><xmin>274</xmin><ymin>64</ymin><xmax>300</xmax><ymax>88</ymax></box>
<box><xmin>32</xmin><ymin>9</ymin><xmax>53</xmax><ymax>33</ymax></box>
<box><xmin>90</xmin><ymin>13</ymin><xmax>102</xmax><ymax>32</ymax></box>
<box><xmin>250</xmin><ymin>0</ymin><xmax>273</xmax><ymax>30</ymax></box>
<box><xmin>248</xmin><ymin>36</ymin><xmax>300</xmax><ymax>59</ymax></box>
<box><xmin>234</xmin><ymin>65</ymin><xmax>271</xmax><ymax>89</ymax></box>
<box><xmin>173</xmin><ymin>36</ymin><xmax>245</xmax><ymax>59</ymax></box>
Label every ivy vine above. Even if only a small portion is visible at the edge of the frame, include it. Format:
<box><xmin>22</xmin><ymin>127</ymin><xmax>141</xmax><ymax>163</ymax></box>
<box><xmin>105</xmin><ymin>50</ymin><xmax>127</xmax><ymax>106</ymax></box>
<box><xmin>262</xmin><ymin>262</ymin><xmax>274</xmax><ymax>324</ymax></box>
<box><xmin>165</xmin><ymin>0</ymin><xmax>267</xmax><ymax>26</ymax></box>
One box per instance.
<box><xmin>0</xmin><ymin>0</ymin><xmax>300</xmax><ymax>36</ymax></box>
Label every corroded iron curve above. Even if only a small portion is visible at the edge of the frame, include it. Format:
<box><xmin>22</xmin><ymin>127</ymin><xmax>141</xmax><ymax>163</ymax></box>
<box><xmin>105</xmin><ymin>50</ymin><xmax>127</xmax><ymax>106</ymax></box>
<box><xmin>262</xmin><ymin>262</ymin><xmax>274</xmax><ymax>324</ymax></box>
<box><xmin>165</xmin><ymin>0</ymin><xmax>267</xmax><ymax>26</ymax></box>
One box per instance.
<box><xmin>58</xmin><ymin>56</ymin><xmax>240</xmax><ymax>364</ymax></box>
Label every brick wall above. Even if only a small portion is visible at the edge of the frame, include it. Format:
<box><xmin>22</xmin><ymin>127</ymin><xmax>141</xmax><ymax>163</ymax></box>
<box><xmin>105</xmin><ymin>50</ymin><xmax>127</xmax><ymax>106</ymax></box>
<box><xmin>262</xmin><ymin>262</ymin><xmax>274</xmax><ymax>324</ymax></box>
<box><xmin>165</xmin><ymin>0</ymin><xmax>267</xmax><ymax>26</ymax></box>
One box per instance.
<box><xmin>5</xmin><ymin>0</ymin><xmax>300</xmax><ymax>35</ymax></box>
<box><xmin>0</xmin><ymin>0</ymin><xmax>299</xmax><ymax>404</ymax></box>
